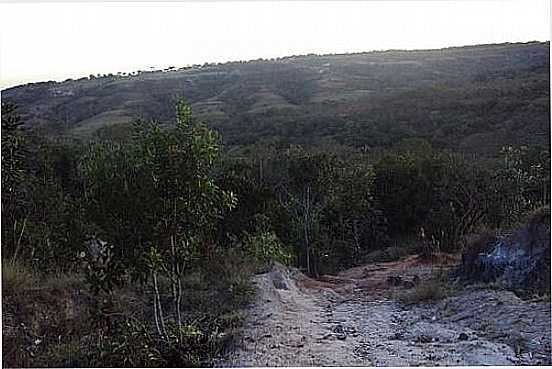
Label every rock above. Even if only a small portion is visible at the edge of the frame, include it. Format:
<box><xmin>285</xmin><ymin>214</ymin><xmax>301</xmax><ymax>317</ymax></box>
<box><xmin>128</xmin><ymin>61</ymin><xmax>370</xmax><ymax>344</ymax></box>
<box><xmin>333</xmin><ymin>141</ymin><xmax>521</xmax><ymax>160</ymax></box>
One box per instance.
<box><xmin>272</xmin><ymin>278</ymin><xmax>288</xmax><ymax>290</ymax></box>
<box><xmin>458</xmin><ymin>333</ymin><xmax>469</xmax><ymax>341</ymax></box>
<box><xmin>333</xmin><ymin>324</ymin><xmax>345</xmax><ymax>334</ymax></box>
<box><xmin>416</xmin><ymin>334</ymin><xmax>433</xmax><ymax>343</ymax></box>
<box><xmin>389</xmin><ymin>332</ymin><xmax>404</xmax><ymax>340</ymax></box>
<box><xmin>457</xmin><ymin>208</ymin><xmax>551</xmax><ymax>293</ymax></box>
<box><xmin>332</xmin><ymin>324</ymin><xmax>348</xmax><ymax>340</ymax></box>
<box><xmin>269</xmin><ymin>266</ymin><xmax>290</xmax><ymax>290</ymax></box>
<box><xmin>345</xmin><ymin>326</ymin><xmax>357</xmax><ymax>334</ymax></box>
<box><xmin>387</xmin><ymin>276</ymin><xmax>402</xmax><ymax>286</ymax></box>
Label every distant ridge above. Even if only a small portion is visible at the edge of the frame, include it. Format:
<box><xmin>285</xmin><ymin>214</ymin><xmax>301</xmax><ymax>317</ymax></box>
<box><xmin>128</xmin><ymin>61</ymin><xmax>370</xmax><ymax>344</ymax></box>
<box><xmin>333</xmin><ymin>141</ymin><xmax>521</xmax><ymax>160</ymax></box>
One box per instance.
<box><xmin>2</xmin><ymin>41</ymin><xmax>549</xmax><ymax>157</ymax></box>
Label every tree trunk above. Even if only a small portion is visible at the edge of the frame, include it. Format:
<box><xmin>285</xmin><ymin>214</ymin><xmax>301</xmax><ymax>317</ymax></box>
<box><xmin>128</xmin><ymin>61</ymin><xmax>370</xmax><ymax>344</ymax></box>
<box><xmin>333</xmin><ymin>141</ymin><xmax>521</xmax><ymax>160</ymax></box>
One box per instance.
<box><xmin>304</xmin><ymin>186</ymin><xmax>311</xmax><ymax>275</ymax></box>
<box><xmin>152</xmin><ymin>272</ymin><xmax>162</xmax><ymax>337</ymax></box>
<box><xmin>171</xmin><ymin>235</ymin><xmax>183</xmax><ymax>344</ymax></box>
<box><xmin>11</xmin><ymin>217</ymin><xmax>27</xmax><ymax>265</ymax></box>
<box><xmin>153</xmin><ymin>271</ymin><xmax>169</xmax><ymax>342</ymax></box>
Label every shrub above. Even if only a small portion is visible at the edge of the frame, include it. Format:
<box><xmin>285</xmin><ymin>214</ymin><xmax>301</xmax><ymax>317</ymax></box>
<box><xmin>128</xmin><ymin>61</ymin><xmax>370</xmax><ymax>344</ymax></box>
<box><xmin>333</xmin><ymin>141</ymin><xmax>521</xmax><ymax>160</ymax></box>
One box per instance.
<box><xmin>38</xmin><ymin>341</ymin><xmax>88</xmax><ymax>368</ymax></box>
<box><xmin>395</xmin><ymin>269</ymin><xmax>456</xmax><ymax>304</ymax></box>
<box><xmin>243</xmin><ymin>214</ymin><xmax>293</xmax><ymax>270</ymax></box>
<box><xmin>398</xmin><ymin>279</ymin><xmax>446</xmax><ymax>304</ymax></box>
<box><xmin>207</xmin><ymin>248</ymin><xmax>257</xmax><ymax>308</ymax></box>
<box><xmin>375</xmin><ymin>149</ymin><xmax>494</xmax><ymax>253</ymax></box>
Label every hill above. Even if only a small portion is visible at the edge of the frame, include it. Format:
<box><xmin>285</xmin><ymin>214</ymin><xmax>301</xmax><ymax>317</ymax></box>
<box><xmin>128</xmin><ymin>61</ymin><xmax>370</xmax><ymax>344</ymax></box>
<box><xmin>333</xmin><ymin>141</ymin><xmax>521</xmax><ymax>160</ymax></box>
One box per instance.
<box><xmin>2</xmin><ymin>41</ymin><xmax>550</xmax><ymax>157</ymax></box>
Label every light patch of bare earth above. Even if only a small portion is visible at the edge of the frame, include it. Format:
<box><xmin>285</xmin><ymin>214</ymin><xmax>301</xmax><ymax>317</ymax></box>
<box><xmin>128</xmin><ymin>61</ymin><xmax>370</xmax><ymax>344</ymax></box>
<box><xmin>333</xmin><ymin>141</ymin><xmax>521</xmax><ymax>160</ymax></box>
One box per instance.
<box><xmin>220</xmin><ymin>259</ymin><xmax>551</xmax><ymax>367</ymax></box>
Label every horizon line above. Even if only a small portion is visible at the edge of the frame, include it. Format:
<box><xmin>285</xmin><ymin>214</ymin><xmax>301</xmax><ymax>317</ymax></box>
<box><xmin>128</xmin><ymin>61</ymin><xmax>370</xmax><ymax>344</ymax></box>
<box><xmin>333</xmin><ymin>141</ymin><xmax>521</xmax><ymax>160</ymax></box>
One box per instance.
<box><xmin>1</xmin><ymin>39</ymin><xmax>549</xmax><ymax>91</ymax></box>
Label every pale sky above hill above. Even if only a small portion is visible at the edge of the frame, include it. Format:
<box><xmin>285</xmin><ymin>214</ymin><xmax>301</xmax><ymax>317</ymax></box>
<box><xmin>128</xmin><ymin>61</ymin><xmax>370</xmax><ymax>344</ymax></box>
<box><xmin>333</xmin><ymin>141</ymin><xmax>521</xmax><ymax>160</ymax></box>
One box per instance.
<box><xmin>0</xmin><ymin>0</ymin><xmax>550</xmax><ymax>89</ymax></box>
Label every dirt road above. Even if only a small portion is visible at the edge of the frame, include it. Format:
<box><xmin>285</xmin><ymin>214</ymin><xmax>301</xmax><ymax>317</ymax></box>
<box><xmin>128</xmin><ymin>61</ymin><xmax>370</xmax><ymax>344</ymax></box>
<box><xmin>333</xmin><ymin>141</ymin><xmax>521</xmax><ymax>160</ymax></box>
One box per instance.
<box><xmin>221</xmin><ymin>259</ymin><xmax>551</xmax><ymax>367</ymax></box>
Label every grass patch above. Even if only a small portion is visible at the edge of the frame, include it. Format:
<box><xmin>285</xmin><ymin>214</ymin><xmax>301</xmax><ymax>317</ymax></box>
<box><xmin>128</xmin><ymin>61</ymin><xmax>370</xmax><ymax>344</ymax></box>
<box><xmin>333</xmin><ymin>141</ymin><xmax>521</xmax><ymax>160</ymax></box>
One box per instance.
<box><xmin>2</xmin><ymin>261</ymin><xmax>39</xmax><ymax>295</ymax></box>
<box><xmin>2</xmin><ymin>250</ymin><xmax>258</xmax><ymax>368</ymax></box>
<box><xmin>364</xmin><ymin>235</ymin><xmax>425</xmax><ymax>264</ymax></box>
<box><xmin>2</xmin><ymin>260</ymin><xmax>85</xmax><ymax>297</ymax></box>
<box><xmin>395</xmin><ymin>268</ymin><xmax>458</xmax><ymax>305</ymax></box>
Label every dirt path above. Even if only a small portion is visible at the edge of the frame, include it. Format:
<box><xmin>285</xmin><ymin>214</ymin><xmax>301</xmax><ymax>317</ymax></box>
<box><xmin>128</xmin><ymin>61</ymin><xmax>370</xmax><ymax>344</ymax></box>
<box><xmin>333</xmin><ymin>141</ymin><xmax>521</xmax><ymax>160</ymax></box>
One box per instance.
<box><xmin>221</xmin><ymin>260</ymin><xmax>551</xmax><ymax>367</ymax></box>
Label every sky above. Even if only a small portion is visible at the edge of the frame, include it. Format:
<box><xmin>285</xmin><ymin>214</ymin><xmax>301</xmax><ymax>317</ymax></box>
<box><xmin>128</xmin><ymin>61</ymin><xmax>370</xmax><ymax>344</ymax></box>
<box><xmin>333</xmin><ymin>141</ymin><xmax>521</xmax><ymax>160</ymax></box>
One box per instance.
<box><xmin>0</xmin><ymin>0</ymin><xmax>550</xmax><ymax>89</ymax></box>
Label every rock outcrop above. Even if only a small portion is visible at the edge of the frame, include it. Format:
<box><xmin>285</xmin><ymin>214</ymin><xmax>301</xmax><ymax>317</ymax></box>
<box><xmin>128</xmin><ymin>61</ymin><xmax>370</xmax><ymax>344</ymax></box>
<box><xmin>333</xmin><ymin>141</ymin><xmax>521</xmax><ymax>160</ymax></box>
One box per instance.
<box><xmin>458</xmin><ymin>207</ymin><xmax>550</xmax><ymax>293</ymax></box>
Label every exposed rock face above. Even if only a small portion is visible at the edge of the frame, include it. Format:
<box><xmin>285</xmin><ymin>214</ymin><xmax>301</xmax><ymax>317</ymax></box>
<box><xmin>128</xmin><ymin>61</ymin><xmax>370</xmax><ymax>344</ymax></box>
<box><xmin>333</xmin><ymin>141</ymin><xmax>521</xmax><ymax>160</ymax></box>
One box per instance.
<box><xmin>458</xmin><ymin>208</ymin><xmax>550</xmax><ymax>293</ymax></box>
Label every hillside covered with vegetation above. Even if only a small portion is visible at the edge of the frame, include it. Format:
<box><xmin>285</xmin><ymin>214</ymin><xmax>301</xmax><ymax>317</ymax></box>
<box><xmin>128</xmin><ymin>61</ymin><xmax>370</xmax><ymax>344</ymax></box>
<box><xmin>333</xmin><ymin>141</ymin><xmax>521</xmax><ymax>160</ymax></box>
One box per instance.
<box><xmin>2</xmin><ymin>41</ymin><xmax>549</xmax><ymax>158</ymax></box>
<box><xmin>1</xmin><ymin>41</ymin><xmax>550</xmax><ymax>367</ymax></box>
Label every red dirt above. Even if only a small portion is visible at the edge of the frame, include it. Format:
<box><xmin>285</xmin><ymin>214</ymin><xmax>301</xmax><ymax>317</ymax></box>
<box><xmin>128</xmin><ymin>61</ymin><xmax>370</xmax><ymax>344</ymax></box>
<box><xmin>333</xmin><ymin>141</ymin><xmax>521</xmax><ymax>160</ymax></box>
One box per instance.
<box><xmin>297</xmin><ymin>253</ymin><xmax>461</xmax><ymax>297</ymax></box>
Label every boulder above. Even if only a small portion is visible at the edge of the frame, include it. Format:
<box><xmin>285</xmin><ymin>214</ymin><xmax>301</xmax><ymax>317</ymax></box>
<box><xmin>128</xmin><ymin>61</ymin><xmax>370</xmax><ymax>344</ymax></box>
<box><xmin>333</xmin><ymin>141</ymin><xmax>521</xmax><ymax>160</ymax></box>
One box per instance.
<box><xmin>457</xmin><ymin>207</ymin><xmax>550</xmax><ymax>293</ymax></box>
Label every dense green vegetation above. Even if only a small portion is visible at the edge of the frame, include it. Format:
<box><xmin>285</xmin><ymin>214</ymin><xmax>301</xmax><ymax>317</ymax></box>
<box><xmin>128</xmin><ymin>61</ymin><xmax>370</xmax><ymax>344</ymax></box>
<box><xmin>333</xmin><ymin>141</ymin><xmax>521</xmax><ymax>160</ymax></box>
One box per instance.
<box><xmin>3</xmin><ymin>98</ymin><xmax>550</xmax><ymax>366</ymax></box>
<box><xmin>1</xmin><ymin>41</ymin><xmax>550</xmax><ymax>367</ymax></box>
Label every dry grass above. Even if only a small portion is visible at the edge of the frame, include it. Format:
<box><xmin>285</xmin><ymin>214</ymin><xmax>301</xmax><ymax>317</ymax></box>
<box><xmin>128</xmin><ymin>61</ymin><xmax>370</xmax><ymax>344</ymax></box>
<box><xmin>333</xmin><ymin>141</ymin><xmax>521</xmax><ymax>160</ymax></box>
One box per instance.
<box><xmin>2</xmin><ymin>260</ymin><xmax>85</xmax><ymax>298</ymax></box>
<box><xmin>2</xmin><ymin>250</ymin><xmax>258</xmax><ymax>367</ymax></box>
<box><xmin>2</xmin><ymin>261</ymin><xmax>39</xmax><ymax>296</ymax></box>
<box><xmin>525</xmin><ymin>205</ymin><xmax>550</xmax><ymax>227</ymax></box>
<box><xmin>395</xmin><ymin>268</ymin><xmax>457</xmax><ymax>305</ymax></box>
<box><xmin>397</xmin><ymin>279</ymin><xmax>446</xmax><ymax>304</ymax></box>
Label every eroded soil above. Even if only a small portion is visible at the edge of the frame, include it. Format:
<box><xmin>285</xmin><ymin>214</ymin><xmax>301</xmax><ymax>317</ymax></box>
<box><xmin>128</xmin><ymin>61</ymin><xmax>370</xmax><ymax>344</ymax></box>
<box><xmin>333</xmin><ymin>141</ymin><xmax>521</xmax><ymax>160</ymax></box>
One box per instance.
<box><xmin>220</xmin><ymin>257</ymin><xmax>551</xmax><ymax>367</ymax></box>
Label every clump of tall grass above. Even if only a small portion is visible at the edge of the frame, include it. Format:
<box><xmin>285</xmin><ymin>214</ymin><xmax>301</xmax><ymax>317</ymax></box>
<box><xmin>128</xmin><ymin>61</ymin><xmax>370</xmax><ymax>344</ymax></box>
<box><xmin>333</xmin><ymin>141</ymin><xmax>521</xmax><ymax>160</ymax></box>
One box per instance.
<box><xmin>2</xmin><ymin>260</ymin><xmax>39</xmax><ymax>296</ymax></box>
<box><xmin>395</xmin><ymin>268</ymin><xmax>458</xmax><ymax>304</ymax></box>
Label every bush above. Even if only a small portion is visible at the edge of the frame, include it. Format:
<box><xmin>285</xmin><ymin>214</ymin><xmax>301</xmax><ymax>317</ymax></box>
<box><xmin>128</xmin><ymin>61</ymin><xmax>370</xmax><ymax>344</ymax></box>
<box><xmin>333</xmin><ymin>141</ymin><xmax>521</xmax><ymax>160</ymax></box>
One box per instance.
<box><xmin>240</xmin><ymin>213</ymin><xmax>293</xmax><ymax>270</ymax></box>
<box><xmin>2</xmin><ymin>258</ymin><xmax>250</xmax><ymax>368</ymax></box>
<box><xmin>205</xmin><ymin>248</ymin><xmax>257</xmax><ymax>309</ymax></box>
<box><xmin>398</xmin><ymin>279</ymin><xmax>446</xmax><ymax>304</ymax></box>
<box><xmin>375</xmin><ymin>149</ymin><xmax>494</xmax><ymax>252</ymax></box>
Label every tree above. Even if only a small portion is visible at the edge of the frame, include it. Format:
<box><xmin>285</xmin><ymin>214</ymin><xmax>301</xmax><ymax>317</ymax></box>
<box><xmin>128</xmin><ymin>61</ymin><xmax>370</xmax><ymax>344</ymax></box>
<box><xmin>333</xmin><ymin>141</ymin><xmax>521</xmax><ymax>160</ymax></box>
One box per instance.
<box><xmin>374</xmin><ymin>148</ymin><xmax>494</xmax><ymax>252</ymax></box>
<box><xmin>1</xmin><ymin>102</ymin><xmax>28</xmax><ymax>261</ymax></box>
<box><xmin>373</xmin><ymin>151</ymin><xmax>429</xmax><ymax>235</ymax></box>
<box><xmin>279</xmin><ymin>148</ymin><xmax>336</xmax><ymax>276</ymax></box>
<box><xmin>82</xmin><ymin>101</ymin><xmax>236</xmax><ymax>342</ymax></box>
<box><xmin>486</xmin><ymin>145</ymin><xmax>551</xmax><ymax>229</ymax></box>
<box><xmin>320</xmin><ymin>161</ymin><xmax>389</xmax><ymax>270</ymax></box>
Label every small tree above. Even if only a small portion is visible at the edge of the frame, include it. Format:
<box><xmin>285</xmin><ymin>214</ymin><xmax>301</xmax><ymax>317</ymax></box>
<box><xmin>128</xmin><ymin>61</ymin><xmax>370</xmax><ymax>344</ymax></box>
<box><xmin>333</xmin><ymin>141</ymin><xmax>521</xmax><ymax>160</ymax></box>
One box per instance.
<box><xmin>321</xmin><ymin>162</ymin><xmax>389</xmax><ymax>269</ymax></box>
<box><xmin>82</xmin><ymin>101</ymin><xmax>236</xmax><ymax>342</ymax></box>
<box><xmin>279</xmin><ymin>148</ymin><xmax>336</xmax><ymax>276</ymax></box>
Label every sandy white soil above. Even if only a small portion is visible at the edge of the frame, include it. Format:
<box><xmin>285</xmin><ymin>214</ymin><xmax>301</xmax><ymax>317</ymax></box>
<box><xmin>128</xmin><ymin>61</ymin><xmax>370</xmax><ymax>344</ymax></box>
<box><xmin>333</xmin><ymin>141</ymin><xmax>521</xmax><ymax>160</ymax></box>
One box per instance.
<box><xmin>220</xmin><ymin>258</ymin><xmax>551</xmax><ymax>367</ymax></box>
